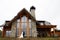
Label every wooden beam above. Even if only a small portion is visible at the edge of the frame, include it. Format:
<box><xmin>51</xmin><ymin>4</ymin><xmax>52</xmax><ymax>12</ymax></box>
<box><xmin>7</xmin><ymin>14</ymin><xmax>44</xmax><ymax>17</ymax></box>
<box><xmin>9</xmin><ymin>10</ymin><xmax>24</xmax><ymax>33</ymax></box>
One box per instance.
<box><xmin>53</xmin><ymin>27</ymin><xmax>55</xmax><ymax>37</ymax></box>
<box><xmin>26</xmin><ymin>18</ymin><xmax>30</xmax><ymax>37</ymax></box>
<box><xmin>2</xmin><ymin>28</ymin><xmax>6</xmax><ymax>37</ymax></box>
<box><xmin>18</xmin><ymin>17</ymin><xmax>22</xmax><ymax>37</ymax></box>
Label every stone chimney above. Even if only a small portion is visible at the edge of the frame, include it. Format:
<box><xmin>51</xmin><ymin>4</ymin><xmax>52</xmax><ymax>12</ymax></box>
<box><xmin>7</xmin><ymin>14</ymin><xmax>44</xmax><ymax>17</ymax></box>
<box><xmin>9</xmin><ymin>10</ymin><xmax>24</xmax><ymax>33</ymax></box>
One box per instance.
<box><xmin>30</xmin><ymin>6</ymin><xmax>36</xmax><ymax>18</ymax></box>
<box><xmin>30</xmin><ymin>6</ymin><xmax>37</xmax><ymax>37</ymax></box>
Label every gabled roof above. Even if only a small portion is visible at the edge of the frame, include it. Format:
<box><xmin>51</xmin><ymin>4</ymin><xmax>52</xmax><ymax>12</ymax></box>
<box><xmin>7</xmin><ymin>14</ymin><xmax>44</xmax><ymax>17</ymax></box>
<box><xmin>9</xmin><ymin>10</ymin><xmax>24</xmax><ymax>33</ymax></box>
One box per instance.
<box><xmin>8</xmin><ymin>8</ymin><xmax>36</xmax><ymax>27</ymax></box>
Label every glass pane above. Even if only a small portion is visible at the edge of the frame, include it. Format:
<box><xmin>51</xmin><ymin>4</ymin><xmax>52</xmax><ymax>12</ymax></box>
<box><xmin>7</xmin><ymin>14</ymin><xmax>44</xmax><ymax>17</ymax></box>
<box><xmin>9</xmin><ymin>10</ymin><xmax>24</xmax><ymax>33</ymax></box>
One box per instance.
<box><xmin>21</xmin><ymin>16</ymin><xmax>27</xmax><ymax>22</ymax></box>
<box><xmin>17</xmin><ymin>19</ymin><xmax>20</xmax><ymax>23</ymax></box>
<box><xmin>22</xmin><ymin>22</ymin><xmax>27</xmax><ymax>36</ymax></box>
<box><xmin>22</xmin><ymin>23</ymin><xmax>27</xmax><ymax>28</ymax></box>
<box><xmin>30</xmin><ymin>28</ymin><xmax>32</xmax><ymax>36</ymax></box>
<box><xmin>16</xmin><ymin>29</ymin><xmax>19</xmax><ymax>36</ymax></box>
<box><xmin>17</xmin><ymin>19</ymin><xmax>20</xmax><ymax>28</ymax></box>
<box><xmin>17</xmin><ymin>23</ymin><xmax>20</xmax><ymax>28</ymax></box>
<box><xmin>16</xmin><ymin>19</ymin><xmax>20</xmax><ymax>36</ymax></box>
<box><xmin>6</xmin><ymin>31</ymin><xmax>11</xmax><ymax>37</ymax></box>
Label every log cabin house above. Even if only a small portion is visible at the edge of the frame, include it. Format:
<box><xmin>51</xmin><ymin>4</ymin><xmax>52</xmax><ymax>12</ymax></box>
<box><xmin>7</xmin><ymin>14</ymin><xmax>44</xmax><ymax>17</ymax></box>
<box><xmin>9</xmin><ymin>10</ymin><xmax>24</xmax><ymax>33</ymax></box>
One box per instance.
<box><xmin>2</xmin><ymin>6</ymin><xmax>58</xmax><ymax>38</ymax></box>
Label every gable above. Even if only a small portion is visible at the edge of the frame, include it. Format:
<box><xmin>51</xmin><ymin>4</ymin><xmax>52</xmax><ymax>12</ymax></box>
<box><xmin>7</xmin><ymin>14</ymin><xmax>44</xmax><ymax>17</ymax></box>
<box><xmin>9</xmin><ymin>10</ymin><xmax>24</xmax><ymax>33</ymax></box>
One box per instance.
<box><xmin>8</xmin><ymin>8</ymin><xmax>36</xmax><ymax>27</ymax></box>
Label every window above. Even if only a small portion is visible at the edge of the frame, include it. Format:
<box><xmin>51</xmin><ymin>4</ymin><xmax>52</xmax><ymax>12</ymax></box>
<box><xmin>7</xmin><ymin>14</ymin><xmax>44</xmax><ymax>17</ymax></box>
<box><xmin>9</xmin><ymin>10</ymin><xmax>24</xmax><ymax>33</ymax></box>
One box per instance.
<box><xmin>6</xmin><ymin>31</ymin><xmax>11</xmax><ymax>37</ymax></box>
<box><xmin>16</xmin><ymin>19</ymin><xmax>20</xmax><ymax>36</ymax></box>
<box><xmin>22</xmin><ymin>16</ymin><xmax>27</xmax><ymax>22</ymax></box>
<box><xmin>21</xmin><ymin>16</ymin><xmax>27</xmax><ymax>36</ymax></box>
<box><xmin>16</xmin><ymin>16</ymin><xmax>32</xmax><ymax>37</ymax></box>
<box><xmin>40</xmin><ymin>23</ymin><xmax>43</xmax><ymax>25</ymax></box>
<box><xmin>17</xmin><ymin>19</ymin><xmax>20</xmax><ymax>28</ymax></box>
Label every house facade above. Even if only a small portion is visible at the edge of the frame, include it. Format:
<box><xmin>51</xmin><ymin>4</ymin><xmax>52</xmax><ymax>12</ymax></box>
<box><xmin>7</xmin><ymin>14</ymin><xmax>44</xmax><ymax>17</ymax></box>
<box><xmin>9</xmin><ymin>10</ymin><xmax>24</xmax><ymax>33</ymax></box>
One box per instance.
<box><xmin>2</xmin><ymin>6</ymin><xmax>57</xmax><ymax>38</ymax></box>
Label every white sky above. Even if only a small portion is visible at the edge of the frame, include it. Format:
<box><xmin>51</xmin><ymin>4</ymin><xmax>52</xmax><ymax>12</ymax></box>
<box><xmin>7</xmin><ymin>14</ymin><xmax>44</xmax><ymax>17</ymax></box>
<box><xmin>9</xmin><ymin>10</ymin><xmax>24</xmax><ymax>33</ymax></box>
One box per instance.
<box><xmin>0</xmin><ymin>0</ymin><xmax>60</xmax><ymax>30</ymax></box>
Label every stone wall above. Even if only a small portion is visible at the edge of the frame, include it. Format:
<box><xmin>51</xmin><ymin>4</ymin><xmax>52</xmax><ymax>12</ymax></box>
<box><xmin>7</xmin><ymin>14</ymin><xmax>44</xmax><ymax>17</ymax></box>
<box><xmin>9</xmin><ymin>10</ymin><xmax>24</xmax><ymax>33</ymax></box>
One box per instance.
<box><xmin>10</xmin><ymin>21</ymin><xmax>17</xmax><ymax>37</ymax></box>
<box><xmin>31</xmin><ymin>20</ymin><xmax>37</xmax><ymax>37</ymax></box>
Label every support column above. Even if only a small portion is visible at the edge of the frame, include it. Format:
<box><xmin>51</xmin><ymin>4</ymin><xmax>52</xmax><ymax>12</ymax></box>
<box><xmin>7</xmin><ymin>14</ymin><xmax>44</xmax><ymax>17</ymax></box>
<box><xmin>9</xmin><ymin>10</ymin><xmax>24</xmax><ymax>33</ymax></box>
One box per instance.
<box><xmin>2</xmin><ymin>28</ymin><xmax>6</xmax><ymax>37</ymax></box>
<box><xmin>51</xmin><ymin>27</ymin><xmax>55</xmax><ymax>37</ymax></box>
<box><xmin>26</xmin><ymin>18</ymin><xmax>30</xmax><ymax>37</ymax></box>
<box><xmin>50</xmin><ymin>28</ymin><xmax>52</xmax><ymax>37</ymax></box>
<box><xmin>18</xmin><ymin>18</ymin><xmax>22</xmax><ymax>37</ymax></box>
<box><xmin>53</xmin><ymin>27</ymin><xmax>55</xmax><ymax>37</ymax></box>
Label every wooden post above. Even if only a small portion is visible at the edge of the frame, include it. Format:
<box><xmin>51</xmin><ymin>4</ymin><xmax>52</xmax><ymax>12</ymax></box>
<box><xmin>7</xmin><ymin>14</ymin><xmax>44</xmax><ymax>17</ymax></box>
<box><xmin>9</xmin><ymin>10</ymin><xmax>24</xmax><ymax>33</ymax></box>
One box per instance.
<box><xmin>53</xmin><ymin>27</ymin><xmax>55</xmax><ymax>37</ymax></box>
<box><xmin>2</xmin><ymin>27</ymin><xmax>6</xmax><ymax>37</ymax></box>
<box><xmin>26</xmin><ymin>18</ymin><xmax>30</xmax><ymax>37</ymax></box>
<box><xmin>18</xmin><ymin>17</ymin><xmax>22</xmax><ymax>37</ymax></box>
<box><xmin>50</xmin><ymin>28</ymin><xmax>52</xmax><ymax>37</ymax></box>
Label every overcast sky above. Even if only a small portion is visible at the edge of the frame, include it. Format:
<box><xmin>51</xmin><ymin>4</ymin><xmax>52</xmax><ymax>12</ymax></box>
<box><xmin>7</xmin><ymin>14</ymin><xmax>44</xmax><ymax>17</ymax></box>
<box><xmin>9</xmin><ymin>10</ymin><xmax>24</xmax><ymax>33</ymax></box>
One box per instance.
<box><xmin>0</xmin><ymin>0</ymin><xmax>60</xmax><ymax>30</ymax></box>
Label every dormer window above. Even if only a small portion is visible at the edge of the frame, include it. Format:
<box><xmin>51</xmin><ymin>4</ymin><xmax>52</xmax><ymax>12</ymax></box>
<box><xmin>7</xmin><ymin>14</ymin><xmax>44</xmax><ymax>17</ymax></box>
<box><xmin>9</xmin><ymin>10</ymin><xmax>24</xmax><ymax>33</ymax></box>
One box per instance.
<box><xmin>45</xmin><ymin>21</ymin><xmax>51</xmax><ymax>25</ymax></box>
<box><xmin>40</xmin><ymin>23</ymin><xmax>44</xmax><ymax>25</ymax></box>
<box><xmin>5</xmin><ymin>21</ymin><xmax>10</xmax><ymax>26</ymax></box>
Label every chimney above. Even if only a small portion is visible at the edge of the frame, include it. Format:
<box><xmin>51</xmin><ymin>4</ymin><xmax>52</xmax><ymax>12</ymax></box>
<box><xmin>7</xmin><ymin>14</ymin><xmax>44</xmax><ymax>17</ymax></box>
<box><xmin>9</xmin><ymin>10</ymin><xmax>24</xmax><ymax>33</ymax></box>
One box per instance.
<box><xmin>30</xmin><ymin>6</ymin><xmax>36</xmax><ymax>18</ymax></box>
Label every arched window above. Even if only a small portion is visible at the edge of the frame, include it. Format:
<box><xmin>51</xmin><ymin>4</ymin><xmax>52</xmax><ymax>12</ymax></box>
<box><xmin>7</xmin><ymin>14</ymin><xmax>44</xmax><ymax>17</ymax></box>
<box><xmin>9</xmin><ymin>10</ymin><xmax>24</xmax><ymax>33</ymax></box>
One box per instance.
<box><xmin>21</xmin><ymin>16</ymin><xmax>32</xmax><ymax>37</ymax></box>
<box><xmin>16</xmin><ymin>19</ymin><xmax>20</xmax><ymax>37</ymax></box>
<box><xmin>16</xmin><ymin>16</ymin><xmax>32</xmax><ymax>37</ymax></box>
<box><xmin>22</xmin><ymin>16</ymin><xmax>27</xmax><ymax>22</ymax></box>
<box><xmin>21</xmin><ymin>16</ymin><xmax>27</xmax><ymax>28</ymax></box>
<box><xmin>21</xmin><ymin>16</ymin><xmax>27</xmax><ymax>36</ymax></box>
